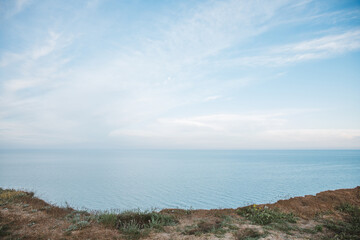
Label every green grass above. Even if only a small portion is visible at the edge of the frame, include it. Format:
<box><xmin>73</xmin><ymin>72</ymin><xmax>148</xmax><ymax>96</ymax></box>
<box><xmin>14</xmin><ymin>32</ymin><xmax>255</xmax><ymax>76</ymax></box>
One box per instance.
<box><xmin>237</xmin><ymin>205</ymin><xmax>298</xmax><ymax>235</ymax></box>
<box><xmin>234</xmin><ymin>228</ymin><xmax>263</xmax><ymax>240</ymax></box>
<box><xmin>182</xmin><ymin>216</ymin><xmax>240</xmax><ymax>237</ymax></box>
<box><xmin>0</xmin><ymin>188</ymin><xmax>28</xmax><ymax>205</ymax></box>
<box><xmin>323</xmin><ymin>203</ymin><xmax>360</xmax><ymax>240</ymax></box>
<box><xmin>0</xmin><ymin>224</ymin><xmax>11</xmax><ymax>238</ymax></box>
<box><xmin>237</xmin><ymin>205</ymin><xmax>296</xmax><ymax>225</ymax></box>
<box><xmin>97</xmin><ymin>209</ymin><xmax>177</xmax><ymax>239</ymax></box>
<box><xmin>182</xmin><ymin>220</ymin><xmax>223</xmax><ymax>235</ymax></box>
<box><xmin>97</xmin><ymin>212</ymin><xmax>118</xmax><ymax>228</ymax></box>
<box><xmin>315</xmin><ymin>225</ymin><xmax>323</xmax><ymax>232</ymax></box>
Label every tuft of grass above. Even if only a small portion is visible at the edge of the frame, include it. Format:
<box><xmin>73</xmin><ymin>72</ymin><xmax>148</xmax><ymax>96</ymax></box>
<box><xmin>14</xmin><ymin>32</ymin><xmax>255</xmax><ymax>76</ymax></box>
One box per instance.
<box><xmin>97</xmin><ymin>212</ymin><xmax>118</xmax><ymax>228</ymax></box>
<box><xmin>185</xmin><ymin>207</ymin><xmax>193</xmax><ymax>215</ymax></box>
<box><xmin>324</xmin><ymin>203</ymin><xmax>360</xmax><ymax>240</ymax></box>
<box><xmin>64</xmin><ymin>211</ymin><xmax>92</xmax><ymax>233</ymax></box>
<box><xmin>183</xmin><ymin>220</ymin><xmax>222</xmax><ymax>235</ymax></box>
<box><xmin>234</xmin><ymin>228</ymin><xmax>262</xmax><ymax>240</ymax></box>
<box><xmin>97</xmin><ymin>209</ymin><xmax>177</xmax><ymax>239</ymax></box>
<box><xmin>0</xmin><ymin>189</ymin><xmax>27</xmax><ymax>204</ymax></box>
<box><xmin>314</xmin><ymin>225</ymin><xmax>323</xmax><ymax>232</ymax></box>
<box><xmin>237</xmin><ymin>205</ymin><xmax>296</xmax><ymax>225</ymax></box>
<box><xmin>0</xmin><ymin>224</ymin><xmax>11</xmax><ymax>237</ymax></box>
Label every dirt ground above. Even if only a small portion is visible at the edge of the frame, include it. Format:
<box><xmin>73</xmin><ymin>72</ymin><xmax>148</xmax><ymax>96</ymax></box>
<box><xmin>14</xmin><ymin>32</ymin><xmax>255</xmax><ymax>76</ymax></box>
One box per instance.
<box><xmin>1</xmin><ymin>186</ymin><xmax>359</xmax><ymax>240</ymax></box>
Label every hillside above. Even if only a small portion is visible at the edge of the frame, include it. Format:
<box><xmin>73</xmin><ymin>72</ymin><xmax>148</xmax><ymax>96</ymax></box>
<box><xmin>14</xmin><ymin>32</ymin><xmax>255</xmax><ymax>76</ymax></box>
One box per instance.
<box><xmin>1</xmin><ymin>187</ymin><xmax>359</xmax><ymax>240</ymax></box>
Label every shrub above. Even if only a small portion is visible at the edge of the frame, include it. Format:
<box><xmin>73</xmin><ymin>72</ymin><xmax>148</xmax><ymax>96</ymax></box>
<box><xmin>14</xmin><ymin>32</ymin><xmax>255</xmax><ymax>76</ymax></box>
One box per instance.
<box><xmin>324</xmin><ymin>203</ymin><xmax>360</xmax><ymax>240</ymax></box>
<box><xmin>234</xmin><ymin>228</ymin><xmax>262</xmax><ymax>240</ymax></box>
<box><xmin>97</xmin><ymin>210</ymin><xmax>177</xmax><ymax>239</ymax></box>
<box><xmin>237</xmin><ymin>205</ymin><xmax>296</xmax><ymax>225</ymax></box>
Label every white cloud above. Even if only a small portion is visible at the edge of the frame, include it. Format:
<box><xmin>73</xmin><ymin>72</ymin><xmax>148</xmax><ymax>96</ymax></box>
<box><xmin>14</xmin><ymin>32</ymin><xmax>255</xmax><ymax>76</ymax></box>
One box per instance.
<box><xmin>0</xmin><ymin>31</ymin><xmax>65</xmax><ymax>68</ymax></box>
<box><xmin>3</xmin><ymin>0</ymin><xmax>31</xmax><ymax>18</ymax></box>
<box><xmin>263</xmin><ymin>129</ymin><xmax>360</xmax><ymax>141</ymax></box>
<box><xmin>204</xmin><ymin>95</ymin><xmax>221</xmax><ymax>101</ymax></box>
<box><xmin>109</xmin><ymin>114</ymin><xmax>360</xmax><ymax>149</ymax></box>
<box><xmin>109</xmin><ymin>112</ymin><xmax>288</xmax><ymax>144</ymax></box>
<box><xmin>0</xmin><ymin>0</ymin><xmax>359</xmax><ymax>149</ymax></box>
<box><xmin>260</xmin><ymin>129</ymin><xmax>360</xmax><ymax>149</ymax></box>
<box><xmin>4</xmin><ymin>78</ymin><xmax>41</xmax><ymax>91</ymax></box>
<box><xmin>230</xmin><ymin>30</ymin><xmax>360</xmax><ymax>67</ymax></box>
<box><xmin>31</xmin><ymin>32</ymin><xmax>60</xmax><ymax>59</ymax></box>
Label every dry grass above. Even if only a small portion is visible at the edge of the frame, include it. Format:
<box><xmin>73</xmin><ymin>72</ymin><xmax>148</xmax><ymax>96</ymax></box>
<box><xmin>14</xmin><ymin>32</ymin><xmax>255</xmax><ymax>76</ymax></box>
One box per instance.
<box><xmin>1</xmin><ymin>187</ymin><xmax>360</xmax><ymax>240</ymax></box>
<box><xmin>234</xmin><ymin>228</ymin><xmax>262</xmax><ymax>240</ymax></box>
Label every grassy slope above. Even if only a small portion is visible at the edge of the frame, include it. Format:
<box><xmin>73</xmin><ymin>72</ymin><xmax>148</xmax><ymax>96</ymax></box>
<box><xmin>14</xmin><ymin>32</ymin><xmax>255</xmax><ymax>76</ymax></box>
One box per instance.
<box><xmin>0</xmin><ymin>187</ymin><xmax>359</xmax><ymax>240</ymax></box>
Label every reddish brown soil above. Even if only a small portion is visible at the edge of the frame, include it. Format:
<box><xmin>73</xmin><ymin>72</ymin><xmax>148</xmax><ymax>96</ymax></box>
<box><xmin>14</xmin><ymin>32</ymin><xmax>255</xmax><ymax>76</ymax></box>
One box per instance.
<box><xmin>264</xmin><ymin>186</ymin><xmax>360</xmax><ymax>219</ymax></box>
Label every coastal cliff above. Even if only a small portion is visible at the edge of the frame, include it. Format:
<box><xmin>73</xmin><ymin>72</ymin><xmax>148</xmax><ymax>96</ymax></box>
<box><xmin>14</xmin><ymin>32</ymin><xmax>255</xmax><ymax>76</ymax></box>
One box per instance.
<box><xmin>1</xmin><ymin>187</ymin><xmax>359</xmax><ymax>240</ymax></box>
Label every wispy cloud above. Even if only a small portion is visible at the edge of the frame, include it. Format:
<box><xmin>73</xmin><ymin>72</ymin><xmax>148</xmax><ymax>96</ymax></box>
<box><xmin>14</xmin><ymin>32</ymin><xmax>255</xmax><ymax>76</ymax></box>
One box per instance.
<box><xmin>109</xmin><ymin>111</ymin><xmax>360</xmax><ymax>149</ymax></box>
<box><xmin>229</xmin><ymin>30</ymin><xmax>360</xmax><ymax>67</ymax></box>
<box><xmin>203</xmin><ymin>95</ymin><xmax>221</xmax><ymax>102</ymax></box>
<box><xmin>2</xmin><ymin>0</ymin><xmax>31</xmax><ymax>18</ymax></box>
<box><xmin>0</xmin><ymin>0</ymin><xmax>359</xmax><ymax>149</ymax></box>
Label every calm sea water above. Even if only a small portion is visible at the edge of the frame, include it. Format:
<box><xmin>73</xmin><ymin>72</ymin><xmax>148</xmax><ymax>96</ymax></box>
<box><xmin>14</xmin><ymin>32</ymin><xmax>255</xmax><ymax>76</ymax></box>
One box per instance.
<box><xmin>0</xmin><ymin>150</ymin><xmax>359</xmax><ymax>211</ymax></box>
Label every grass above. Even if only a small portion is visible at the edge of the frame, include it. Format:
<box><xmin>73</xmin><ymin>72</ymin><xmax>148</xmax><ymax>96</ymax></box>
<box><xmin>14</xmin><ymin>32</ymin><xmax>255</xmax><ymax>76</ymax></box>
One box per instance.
<box><xmin>323</xmin><ymin>203</ymin><xmax>360</xmax><ymax>240</ymax></box>
<box><xmin>182</xmin><ymin>215</ymin><xmax>241</xmax><ymax>237</ymax></box>
<box><xmin>182</xmin><ymin>220</ymin><xmax>222</xmax><ymax>236</ymax></box>
<box><xmin>234</xmin><ymin>228</ymin><xmax>264</xmax><ymax>240</ymax></box>
<box><xmin>0</xmin><ymin>224</ymin><xmax>11</xmax><ymax>238</ymax></box>
<box><xmin>237</xmin><ymin>204</ymin><xmax>297</xmax><ymax>225</ymax></box>
<box><xmin>97</xmin><ymin>209</ymin><xmax>177</xmax><ymax>239</ymax></box>
<box><xmin>237</xmin><ymin>204</ymin><xmax>297</xmax><ymax>235</ymax></box>
<box><xmin>2</xmin><ymin>187</ymin><xmax>359</xmax><ymax>240</ymax></box>
<box><xmin>97</xmin><ymin>212</ymin><xmax>118</xmax><ymax>227</ymax></box>
<box><xmin>0</xmin><ymin>188</ymin><xmax>28</xmax><ymax>204</ymax></box>
<box><xmin>0</xmin><ymin>188</ymin><xmax>73</xmax><ymax>220</ymax></box>
<box><xmin>64</xmin><ymin>211</ymin><xmax>93</xmax><ymax>233</ymax></box>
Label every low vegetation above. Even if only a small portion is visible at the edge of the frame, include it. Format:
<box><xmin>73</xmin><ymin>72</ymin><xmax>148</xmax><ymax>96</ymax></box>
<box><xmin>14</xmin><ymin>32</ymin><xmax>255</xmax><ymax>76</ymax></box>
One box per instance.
<box><xmin>237</xmin><ymin>204</ymin><xmax>297</xmax><ymax>225</ymax></box>
<box><xmin>323</xmin><ymin>203</ymin><xmax>360</xmax><ymax>240</ymax></box>
<box><xmin>234</xmin><ymin>228</ymin><xmax>263</xmax><ymax>240</ymax></box>
<box><xmin>97</xmin><ymin>209</ymin><xmax>177</xmax><ymax>239</ymax></box>
<box><xmin>1</xmin><ymin>187</ymin><xmax>359</xmax><ymax>239</ymax></box>
<box><xmin>182</xmin><ymin>220</ymin><xmax>223</xmax><ymax>235</ymax></box>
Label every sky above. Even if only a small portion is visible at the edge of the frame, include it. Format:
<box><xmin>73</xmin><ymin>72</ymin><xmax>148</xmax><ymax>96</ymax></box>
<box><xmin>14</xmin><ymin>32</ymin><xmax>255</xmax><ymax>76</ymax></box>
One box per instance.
<box><xmin>0</xmin><ymin>0</ymin><xmax>360</xmax><ymax>150</ymax></box>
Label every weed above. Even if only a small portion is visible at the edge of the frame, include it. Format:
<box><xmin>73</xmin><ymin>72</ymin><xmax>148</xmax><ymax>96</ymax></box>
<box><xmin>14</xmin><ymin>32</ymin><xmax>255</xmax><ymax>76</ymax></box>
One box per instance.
<box><xmin>237</xmin><ymin>205</ymin><xmax>297</xmax><ymax>225</ymax></box>
<box><xmin>65</xmin><ymin>224</ymin><xmax>79</xmax><ymax>232</ymax></box>
<box><xmin>315</xmin><ymin>225</ymin><xmax>323</xmax><ymax>232</ymax></box>
<box><xmin>97</xmin><ymin>212</ymin><xmax>118</xmax><ymax>227</ymax></box>
<box><xmin>299</xmin><ymin>227</ymin><xmax>317</xmax><ymax>234</ymax></box>
<box><xmin>64</xmin><ymin>210</ymin><xmax>92</xmax><ymax>233</ymax></box>
<box><xmin>0</xmin><ymin>224</ymin><xmax>11</xmax><ymax>237</ymax></box>
<box><xmin>234</xmin><ymin>228</ymin><xmax>262</xmax><ymax>240</ymax></box>
<box><xmin>0</xmin><ymin>189</ymin><xmax>27</xmax><ymax>204</ymax></box>
<box><xmin>183</xmin><ymin>220</ymin><xmax>222</xmax><ymax>235</ymax></box>
<box><xmin>324</xmin><ymin>203</ymin><xmax>360</xmax><ymax>240</ymax></box>
<box><xmin>218</xmin><ymin>216</ymin><xmax>239</xmax><ymax>232</ymax></box>
<box><xmin>97</xmin><ymin>209</ymin><xmax>177</xmax><ymax>239</ymax></box>
<box><xmin>65</xmin><ymin>220</ymin><xmax>90</xmax><ymax>232</ymax></box>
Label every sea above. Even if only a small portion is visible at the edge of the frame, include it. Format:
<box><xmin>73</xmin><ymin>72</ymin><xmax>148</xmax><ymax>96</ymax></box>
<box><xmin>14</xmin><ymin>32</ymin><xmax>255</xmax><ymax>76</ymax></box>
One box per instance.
<box><xmin>0</xmin><ymin>150</ymin><xmax>359</xmax><ymax>211</ymax></box>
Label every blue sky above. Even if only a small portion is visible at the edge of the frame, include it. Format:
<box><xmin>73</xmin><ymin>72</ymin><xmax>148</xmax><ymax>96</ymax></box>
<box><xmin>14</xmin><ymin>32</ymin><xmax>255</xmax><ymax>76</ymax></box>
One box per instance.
<box><xmin>0</xmin><ymin>0</ymin><xmax>360</xmax><ymax>149</ymax></box>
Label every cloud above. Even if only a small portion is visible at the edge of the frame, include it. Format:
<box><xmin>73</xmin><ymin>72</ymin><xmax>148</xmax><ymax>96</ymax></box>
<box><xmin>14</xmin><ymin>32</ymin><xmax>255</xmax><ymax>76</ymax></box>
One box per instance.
<box><xmin>204</xmin><ymin>95</ymin><xmax>221</xmax><ymax>102</ymax></box>
<box><xmin>109</xmin><ymin>112</ymin><xmax>289</xmax><ymax>144</ymax></box>
<box><xmin>263</xmin><ymin>129</ymin><xmax>360</xmax><ymax>141</ymax></box>
<box><xmin>0</xmin><ymin>31</ymin><xmax>65</xmax><ymax>67</ymax></box>
<box><xmin>229</xmin><ymin>30</ymin><xmax>360</xmax><ymax>67</ymax></box>
<box><xmin>109</xmin><ymin>113</ymin><xmax>360</xmax><ymax>149</ymax></box>
<box><xmin>31</xmin><ymin>32</ymin><xmax>61</xmax><ymax>60</ymax></box>
<box><xmin>0</xmin><ymin>0</ymin><xmax>359</xmax><ymax>149</ymax></box>
<box><xmin>260</xmin><ymin>129</ymin><xmax>360</xmax><ymax>149</ymax></box>
<box><xmin>2</xmin><ymin>0</ymin><xmax>31</xmax><ymax>18</ymax></box>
